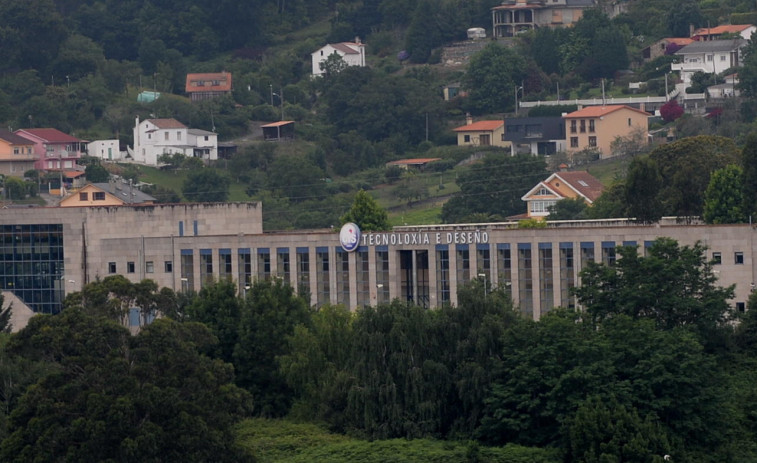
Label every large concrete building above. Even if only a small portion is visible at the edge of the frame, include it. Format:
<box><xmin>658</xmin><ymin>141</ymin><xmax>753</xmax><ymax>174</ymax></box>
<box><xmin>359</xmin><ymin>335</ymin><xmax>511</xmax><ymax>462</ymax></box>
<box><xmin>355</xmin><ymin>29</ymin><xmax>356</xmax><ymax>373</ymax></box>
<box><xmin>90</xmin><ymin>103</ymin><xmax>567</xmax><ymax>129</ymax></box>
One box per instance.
<box><xmin>0</xmin><ymin>203</ymin><xmax>755</xmax><ymax>323</ymax></box>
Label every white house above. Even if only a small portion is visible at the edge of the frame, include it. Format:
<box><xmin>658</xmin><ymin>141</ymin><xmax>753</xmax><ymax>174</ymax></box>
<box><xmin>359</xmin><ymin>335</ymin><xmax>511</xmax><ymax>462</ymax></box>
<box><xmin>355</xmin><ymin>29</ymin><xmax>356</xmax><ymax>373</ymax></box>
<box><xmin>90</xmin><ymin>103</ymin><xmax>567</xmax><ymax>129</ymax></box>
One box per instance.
<box><xmin>671</xmin><ymin>39</ymin><xmax>747</xmax><ymax>86</ymax></box>
<box><xmin>311</xmin><ymin>40</ymin><xmax>366</xmax><ymax>76</ymax></box>
<box><xmin>131</xmin><ymin>117</ymin><xmax>218</xmax><ymax>166</ymax></box>
<box><xmin>87</xmin><ymin>139</ymin><xmax>121</xmax><ymax>161</ymax></box>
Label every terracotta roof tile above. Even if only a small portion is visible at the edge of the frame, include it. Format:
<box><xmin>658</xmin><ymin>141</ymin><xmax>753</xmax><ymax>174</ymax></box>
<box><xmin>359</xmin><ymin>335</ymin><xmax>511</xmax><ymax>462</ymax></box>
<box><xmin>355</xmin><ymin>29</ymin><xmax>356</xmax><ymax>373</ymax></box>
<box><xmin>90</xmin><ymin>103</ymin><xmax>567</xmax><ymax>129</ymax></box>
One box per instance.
<box><xmin>185</xmin><ymin>72</ymin><xmax>232</xmax><ymax>93</ymax></box>
<box><xmin>17</xmin><ymin>128</ymin><xmax>81</xmax><ymax>143</ymax></box>
<box><xmin>555</xmin><ymin>171</ymin><xmax>604</xmax><ymax>202</ymax></box>
<box><xmin>149</xmin><ymin>118</ymin><xmax>187</xmax><ymax>129</ymax></box>
<box><xmin>453</xmin><ymin>120</ymin><xmax>504</xmax><ymax>132</ymax></box>
<box><xmin>563</xmin><ymin>105</ymin><xmax>650</xmax><ymax>118</ymax></box>
<box><xmin>692</xmin><ymin>24</ymin><xmax>753</xmax><ymax>37</ymax></box>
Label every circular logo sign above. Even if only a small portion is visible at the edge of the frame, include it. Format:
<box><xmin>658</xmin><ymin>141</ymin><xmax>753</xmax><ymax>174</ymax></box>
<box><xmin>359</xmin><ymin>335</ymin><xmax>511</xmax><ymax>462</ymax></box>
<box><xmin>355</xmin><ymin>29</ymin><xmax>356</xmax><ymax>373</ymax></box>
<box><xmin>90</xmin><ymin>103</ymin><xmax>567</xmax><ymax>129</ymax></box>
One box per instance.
<box><xmin>339</xmin><ymin>222</ymin><xmax>361</xmax><ymax>252</ymax></box>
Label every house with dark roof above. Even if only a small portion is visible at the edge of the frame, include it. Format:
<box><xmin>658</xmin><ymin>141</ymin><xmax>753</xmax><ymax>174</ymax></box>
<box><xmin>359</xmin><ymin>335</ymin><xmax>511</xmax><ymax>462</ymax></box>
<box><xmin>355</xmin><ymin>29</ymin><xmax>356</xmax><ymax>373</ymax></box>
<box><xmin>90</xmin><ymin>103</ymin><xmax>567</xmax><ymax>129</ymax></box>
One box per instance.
<box><xmin>311</xmin><ymin>40</ymin><xmax>366</xmax><ymax>76</ymax></box>
<box><xmin>671</xmin><ymin>39</ymin><xmax>747</xmax><ymax>86</ymax></box>
<box><xmin>452</xmin><ymin>116</ymin><xmax>508</xmax><ymax>148</ymax></box>
<box><xmin>14</xmin><ymin>128</ymin><xmax>84</xmax><ymax>171</ymax></box>
<box><xmin>563</xmin><ymin>105</ymin><xmax>650</xmax><ymax>159</ymax></box>
<box><xmin>521</xmin><ymin>171</ymin><xmax>604</xmax><ymax>218</ymax></box>
<box><xmin>0</xmin><ymin>129</ymin><xmax>37</xmax><ymax>176</ymax></box>
<box><xmin>185</xmin><ymin>72</ymin><xmax>232</xmax><ymax>102</ymax></box>
<box><xmin>491</xmin><ymin>0</ymin><xmax>596</xmax><ymax>38</ymax></box>
<box><xmin>504</xmin><ymin>117</ymin><xmax>566</xmax><ymax>156</ymax></box>
<box><xmin>131</xmin><ymin>117</ymin><xmax>218</xmax><ymax>166</ymax></box>
<box><xmin>58</xmin><ymin>182</ymin><xmax>156</xmax><ymax>207</ymax></box>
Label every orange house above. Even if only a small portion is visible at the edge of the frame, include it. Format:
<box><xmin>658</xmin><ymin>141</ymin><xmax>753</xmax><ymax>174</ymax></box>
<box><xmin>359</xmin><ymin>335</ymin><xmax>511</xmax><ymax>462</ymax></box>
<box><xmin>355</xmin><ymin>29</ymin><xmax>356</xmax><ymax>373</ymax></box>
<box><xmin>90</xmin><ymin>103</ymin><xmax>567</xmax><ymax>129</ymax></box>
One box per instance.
<box><xmin>58</xmin><ymin>183</ymin><xmax>156</xmax><ymax>207</ymax></box>
<box><xmin>563</xmin><ymin>105</ymin><xmax>649</xmax><ymax>159</ymax></box>
<box><xmin>0</xmin><ymin>129</ymin><xmax>37</xmax><ymax>177</ymax></box>
<box><xmin>521</xmin><ymin>171</ymin><xmax>604</xmax><ymax>218</ymax></box>
<box><xmin>453</xmin><ymin>118</ymin><xmax>509</xmax><ymax>148</ymax></box>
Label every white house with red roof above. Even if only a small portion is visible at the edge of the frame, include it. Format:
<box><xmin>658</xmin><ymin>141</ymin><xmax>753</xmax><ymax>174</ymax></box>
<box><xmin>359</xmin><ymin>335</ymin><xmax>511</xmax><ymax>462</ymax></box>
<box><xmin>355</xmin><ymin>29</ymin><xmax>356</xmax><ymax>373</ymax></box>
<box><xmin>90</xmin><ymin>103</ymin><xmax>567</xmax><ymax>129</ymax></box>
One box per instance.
<box><xmin>452</xmin><ymin>116</ymin><xmax>508</xmax><ymax>148</ymax></box>
<box><xmin>311</xmin><ymin>40</ymin><xmax>366</xmax><ymax>76</ymax></box>
<box><xmin>185</xmin><ymin>72</ymin><xmax>232</xmax><ymax>102</ymax></box>
<box><xmin>691</xmin><ymin>24</ymin><xmax>756</xmax><ymax>41</ymax></box>
<box><xmin>131</xmin><ymin>117</ymin><xmax>218</xmax><ymax>166</ymax></box>
<box><xmin>563</xmin><ymin>105</ymin><xmax>649</xmax><ymax>159</ymax></box>
<box><xmin>14</xmin><ymin>128</ymin><xmax>84</xmax><ymax>171</ymax></box>
<box><xmin>521</xmin><ymin>171</ymin><xmax>604</xmax><ymax>218</ymax></box>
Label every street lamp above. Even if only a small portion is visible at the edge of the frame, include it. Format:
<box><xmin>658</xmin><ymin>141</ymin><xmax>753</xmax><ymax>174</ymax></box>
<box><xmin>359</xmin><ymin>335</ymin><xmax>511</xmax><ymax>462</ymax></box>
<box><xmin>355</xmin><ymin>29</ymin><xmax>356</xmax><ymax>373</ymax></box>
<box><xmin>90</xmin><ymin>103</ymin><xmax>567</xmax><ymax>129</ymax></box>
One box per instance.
<box><xmin>514</xmin><ymin>85</ymin><xmax>524</xmax><ymax>116</ymax></box>
<box><xmin>271</xmin><ymin>88</ymin><xmax>284</xmax><ymax>121</ymax></box>
<box><xmin>478</xmin><ymin>273</ymin><xmax>487</xmax><ymax>299</ymax></box>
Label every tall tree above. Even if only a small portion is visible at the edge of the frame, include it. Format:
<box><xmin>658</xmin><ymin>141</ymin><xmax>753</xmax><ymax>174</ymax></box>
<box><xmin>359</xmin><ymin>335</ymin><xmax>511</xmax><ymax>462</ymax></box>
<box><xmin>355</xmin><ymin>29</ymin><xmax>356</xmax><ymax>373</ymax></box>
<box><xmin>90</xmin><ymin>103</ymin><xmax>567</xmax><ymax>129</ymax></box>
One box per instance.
<box><xmin>182</xmin><ymin>168</ymin><xmax>230</xmax><ymax>202</ymax></box>
<box><xmin>442</xmin><ymin>153</ymin><xmax>546</xmax><ymax>223</ymax></box>
<box><xmin>625</xmin><ymin>156</ymin><xmax>663</xmax><ymax>223</ymax></box>
<box><xmin>703</xmin><ymin>164</ymin><xmax>747</xmax><ymax>224</ymax></box>
<box><xmin>649</xmin><ymin>135</ymin><xmax>740</xmax><ymax>218</ymax></box>
<box><xmin>463</xmin><ymin>43</ymin><xmax>526</xmax><ymax>114</ymax></box>
<box><xmin>340</xmin><ymin>189</ymin><xmax>391</xmax><ymax>231</ymax></box>
<box><xmin>573</xmin><ymin>238</ymin><xmax>735</xmax><ymax>340</ymax></box>
<box><xmin>741</xmin><ymin>131</ymin><xmax>757</xmax><ymax>216</ymax></box>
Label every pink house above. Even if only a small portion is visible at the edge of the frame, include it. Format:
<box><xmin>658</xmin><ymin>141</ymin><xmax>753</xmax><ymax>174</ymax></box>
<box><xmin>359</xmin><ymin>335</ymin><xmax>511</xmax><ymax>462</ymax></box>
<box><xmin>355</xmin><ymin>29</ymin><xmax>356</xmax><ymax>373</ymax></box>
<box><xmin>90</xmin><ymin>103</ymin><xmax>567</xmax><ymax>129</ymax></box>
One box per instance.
<box><xmin>14</xmin><ymin>128</ymin><xmax>85</xmax><ymax>171</ymax></box>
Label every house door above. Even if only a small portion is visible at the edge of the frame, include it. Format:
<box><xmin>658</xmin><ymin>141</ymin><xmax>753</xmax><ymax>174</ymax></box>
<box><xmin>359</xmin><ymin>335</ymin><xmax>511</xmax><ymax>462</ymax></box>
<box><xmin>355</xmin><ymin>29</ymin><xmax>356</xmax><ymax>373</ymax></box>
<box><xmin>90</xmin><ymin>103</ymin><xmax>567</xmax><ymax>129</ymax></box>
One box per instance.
<box><xmin>479</xmin><ymin>134</ymin><xmax>491</xmax><ymax>146</ymax></box>
<box><xmin>108</xmin><ymin>148</ymin><xmax>112</xmax><ymax>160</ymax></box>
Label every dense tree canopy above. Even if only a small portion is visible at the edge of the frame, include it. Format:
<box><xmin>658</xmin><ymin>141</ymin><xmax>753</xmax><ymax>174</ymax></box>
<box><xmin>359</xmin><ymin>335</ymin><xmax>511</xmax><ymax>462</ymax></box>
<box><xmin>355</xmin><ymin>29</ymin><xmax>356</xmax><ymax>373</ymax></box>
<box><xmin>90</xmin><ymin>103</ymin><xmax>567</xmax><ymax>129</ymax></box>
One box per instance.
<box><xmin>463</xmin><ymin>43</ymin><xmax>526</xmax><ymax>114</ymax></box>
<box><xmin>340</xmin><ymin>189</ymin><xmax>391</xmax><ymax>231</ymax></box>
<box><xmin>442</xmin><ymin>153</ymin><xmax>547</xmax><ymax>223</ymax></box>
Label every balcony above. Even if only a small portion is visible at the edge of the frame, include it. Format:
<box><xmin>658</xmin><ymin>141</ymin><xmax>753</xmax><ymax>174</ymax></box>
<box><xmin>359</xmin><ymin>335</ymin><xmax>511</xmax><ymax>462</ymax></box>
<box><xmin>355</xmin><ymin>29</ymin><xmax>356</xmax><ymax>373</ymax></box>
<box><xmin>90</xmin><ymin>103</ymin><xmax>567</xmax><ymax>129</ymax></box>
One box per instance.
<box><xmin>670</xmin><ymin>61</ymin><xmax>710</xmax><ymax>73</ymax></box>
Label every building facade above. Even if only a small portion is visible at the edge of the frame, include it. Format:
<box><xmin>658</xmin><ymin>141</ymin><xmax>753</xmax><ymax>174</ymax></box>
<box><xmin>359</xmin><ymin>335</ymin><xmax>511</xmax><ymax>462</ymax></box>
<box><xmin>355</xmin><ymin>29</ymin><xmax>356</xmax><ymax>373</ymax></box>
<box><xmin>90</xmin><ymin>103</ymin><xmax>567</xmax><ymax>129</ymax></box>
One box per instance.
<box><xmin>185</xmin><ymin>72</ymin><xmax>232</xmax><ymax>102</ymax></box>
<box><xmin>0</xmin><ymin>130</ymin><xmax>37</xmax><ymax>177</ymax></box>
<box><xmin>671</xmin><ymin>39</ymin><xmax>746</xmax><ymax>86</ymax></box>
<box><xmin>491</xmin><ymin>0</ymin><xmax>595</xmax><ymax>38</ymax></box>
<box><xmin>563</xmin><ymin>105</ymin><xmax>649</xmax><ymax>159</ymax></box>
<box><xmin>14</xmin><ymin>128</ymin><xmax>84</xmax><ymax>171</ymax></box>
<box><xmin>132</xmin><ymin>117</ymin><xmax>218</xmax><ymax>166</ymax></box>
<box><xmin>311</xmin><ymin>41</ymin><xmax>366</xmax><ymax>76</ymax></box>
<box><xmin>1</xmin><ymin>204</ymin><xmax>755</xmax><ymax>321</ymax></box>
<box><xmin>453</xmin><ymin>119</ymin><xmax>508</xmax><ymax>148</ymax></box>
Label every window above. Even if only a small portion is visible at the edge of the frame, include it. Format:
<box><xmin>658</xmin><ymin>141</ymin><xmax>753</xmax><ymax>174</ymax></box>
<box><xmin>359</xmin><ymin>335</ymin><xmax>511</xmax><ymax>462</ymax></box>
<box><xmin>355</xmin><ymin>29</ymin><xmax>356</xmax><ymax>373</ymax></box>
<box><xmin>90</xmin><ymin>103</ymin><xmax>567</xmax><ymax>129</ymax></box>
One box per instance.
<box><xmin>570</xmin><ymin>120</ymin><xmax>577</xmax><ymax>133</ymax></box>
<box><xmin>712</xmin><ymin>252</ymin><xmax>722</xmax><ymax>264</ymax></box>
<box><xmin>721</xmin><ymin>55</ymin><xmax>727</xmax><ymax>61</ymax></box>
<box><xmin>589</xmin><ymin>119</ymin><xmax>595</xmax><ymax>132</ymax></box>
<box><xmin>177</xmin><ymin>131</ymin><xmax>182</xmax><ymax>140</ymax></box>
<box><xmin>79</xmin><ymin>192</ymin><xmax>88</xmax><ymax>201</ymax></box>
<box><xmin>13</xmin><ymin>147</ymin><xmax>19</xmax><ymax>154</ymax></box>
<box><xmin>580</xmin><ymin>120</ymin><xmax>586</xmax><ymax>133</ymax></box>
<box><xmin>628</xmin><ymin>118</ymin><xmax>632</xmax><ymax>126</ymax></box>
<box><xmin>707</xmin><ymin>54</ymin><xmax>713</xmax><ymax>61</ymax></box>
<box><xmin>164</xmin><ymin>261</ymin><xmax>173</xmax><ymax>272</ymax></box>
<box><xmin>164</xmin><ymin>132</ymin><xmax>169</xmax><ymax>141</ymax></box>
<box><xmin>464</xmin><ymin>135</ymin><xmax>471</xmax><ymax>143</ymax></box>
<box><xmin>145</xmin><ymin>261</ymin><xmax>154</xmax><ymax>273</ymax></box>
<box><xmin>570</xmin><ymin>137</ymin><xmax>579</xmax><ymax>148</ymax></box>
<box><xmin>93</xmin><ymin>192</ymin><xmax>105</xmax><ymax>201</ymax></box>
<box><xmin>735</xmin><ymin>252</ymin><xmax>744</xmax><ymax>264</ymax></box>
<box><xmin>108</xmin><ymin>262</ymin><xmax>117</xmax><ymax>274</ymax></box>
<box><xmin>737</xmin><ymin>302</ymin><xmax>746</xmax><ymax>312</ymax></box>
<box><xmin>588</xmin><ymin>136</ymin><xmax>597</xmax><ymax>147</ymax></box>
<box><xmin>127</xmin><ymin>261</ymin><xmax>135</xmax><ymax>273</ymax></box>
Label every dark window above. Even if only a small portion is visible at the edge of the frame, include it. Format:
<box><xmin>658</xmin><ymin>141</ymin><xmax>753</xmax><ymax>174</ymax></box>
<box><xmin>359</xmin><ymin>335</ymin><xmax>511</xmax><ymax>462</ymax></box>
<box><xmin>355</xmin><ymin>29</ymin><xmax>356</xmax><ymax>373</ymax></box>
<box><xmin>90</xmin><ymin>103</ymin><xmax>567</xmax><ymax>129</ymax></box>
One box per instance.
<box><xmin>589</xmin><ymin>119</ymin><xmax>595</xmax><ymax>132</ymax></box>
<box><xmin>93</xmin><ymin>192</ymin><xmax>105</xmax><ymax>201</ymax></box>
<box><xmin>570</xmin><ymin>120</ymin><xmax>576</xmax><ymax>133</ymax></box>
<box><xmin>580</xmin><ymin>120</ymin><xmax>586</xmax><ymax>133</ymax></box>
<box><xmin>588</xmin><ymin>136</ymin><xmax>597</xmax><ymax>147</ymax></box>
<box><xmin>79</xmin><ymin>192</ymin><xmax>88</xmax><ymax>201</ymax></box>
<box><xmin>108</xmin><ymin>262</ymin><xmax>116</xmax><ymax>274</ymax></box>
<box><xmin>736</xmin><ymin>252</ymin><xmax>744</xmax><ymax>264</ymax></box>
<box><xmin>570</xmin><ymin>137</ymin><xmax>579</xmax><ymax>148</ymax></box>
<box><xmin>737</xmin><ymin>302</ymin><xmax>746</xmax><ymax>312</ymax></box>
<box><xmin>164</xmin><ymin>261</ymin><xmax>173</xmax><ymax>272</ymax></box>
<box><xmin>464</xmin><ymin>135</ymin><xmax>471</xmax><ymax>143</ymax></box>
<box><xmin>145</xmin><ymin>261</ymin><xmax>154</xmax><ymax>273</ymax></box>
<box><xmin>127</xmin><ymin>261</ymin><xmax>135</xmax><ymax>273</ymax></box>
<box><xmin>712</xmin><ymin>252</ymin><xmax>722</xmax><ymax>264</ymax></box>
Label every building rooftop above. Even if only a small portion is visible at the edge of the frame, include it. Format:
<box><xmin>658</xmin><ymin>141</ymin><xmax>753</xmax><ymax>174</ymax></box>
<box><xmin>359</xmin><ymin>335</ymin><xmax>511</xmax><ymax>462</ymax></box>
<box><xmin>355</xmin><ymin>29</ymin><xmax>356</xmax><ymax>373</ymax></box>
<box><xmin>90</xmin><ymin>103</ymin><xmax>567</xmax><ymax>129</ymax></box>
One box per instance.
<box><xmin>453</xmin><ymin>120</ymin><xmax>504</xmax><ymax>132</ymax></box>
<box><xmin>564</xmin><ymin>105</ymin><xmax>650</xmax><ymax>118</ymax></box>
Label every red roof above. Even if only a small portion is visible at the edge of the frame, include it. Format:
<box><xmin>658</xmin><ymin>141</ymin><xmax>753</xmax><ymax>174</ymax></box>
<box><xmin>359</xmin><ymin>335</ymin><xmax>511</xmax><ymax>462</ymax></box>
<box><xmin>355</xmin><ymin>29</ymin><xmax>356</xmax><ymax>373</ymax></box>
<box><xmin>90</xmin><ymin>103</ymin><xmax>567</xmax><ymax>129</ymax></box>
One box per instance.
<box><xmin>664</xmin><ymin>37</ymin><xmax>694</xmax><ymax>46</ymax></box>
<box><xmin>453</xmin><ymin>120</ymin><xmax>504</xmax><ymax>132</ymax></box>
<box><xmin>261</xmin><ymin>121</ymin><xmax>295</xmax><ymax>128</ymax></box>
<box><xmin>386</xmin><ymin>158</ymin><xmax>441</xmax><ymax>166</ymax></box>
<box><xmin>554</xmin><ymin>171</ymin><xmax>604</xmax><ymax>202</ymax></box>
<box><xmin>564</xmin><ymin>105</ymin><xmax>650</xmax><ymax>118</ymax></box>
<box><xmin>330</xmin><ymin>42</ymin><xmax>363</xmax><ymax>54</ymax></box>
<box><xmin>149</xmin><ymin>118</ymin><xmax>186</xmax><ymax>129</ymax></box>
<box><xmin>18</xmin><ymin>128</ymin><xmax>80</xmax><ymax>143</ymax></box>
<box><xmin>692</xmin><ymin>24</ymin><xmax>753</xmax><ymax>37</ymax></box>
<box><xmin>185</xmin><ymin>72</ymin><xmax>232</xmax><ymax>93</ymax></box>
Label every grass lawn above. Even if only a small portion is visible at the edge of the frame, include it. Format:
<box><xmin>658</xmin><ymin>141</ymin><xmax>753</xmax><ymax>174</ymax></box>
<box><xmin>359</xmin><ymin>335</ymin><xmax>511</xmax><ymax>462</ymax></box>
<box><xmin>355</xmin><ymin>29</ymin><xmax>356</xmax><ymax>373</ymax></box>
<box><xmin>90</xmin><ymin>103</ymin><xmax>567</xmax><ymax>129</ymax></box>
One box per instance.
<box><xmin>585</xmin><ymin>156</ymin><xmax>630</xmax><ymax>186</ymax></box>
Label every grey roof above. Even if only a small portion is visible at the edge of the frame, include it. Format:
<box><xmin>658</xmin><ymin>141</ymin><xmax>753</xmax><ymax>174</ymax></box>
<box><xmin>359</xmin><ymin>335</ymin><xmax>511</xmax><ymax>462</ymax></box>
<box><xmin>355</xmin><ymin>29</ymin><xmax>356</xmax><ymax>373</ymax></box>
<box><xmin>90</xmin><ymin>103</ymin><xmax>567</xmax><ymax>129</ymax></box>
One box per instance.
<box><xmin>0</xmin><ymin>129</ymin><xmax>34</xmax><ymax>145</ymax></box>
<box><xmin>504</xmin><ymin>117</ymin><xmax>565</xmax><ymax>143</ymax></box>
<box><xmin>675</xmin><ymin>39</ymin><xmax>746</xmax><ymax>55</ymax></box>
<box><xmin>92</xmin><ymin>182</ymin><xmax>156</xmax><ymax>204</ymax></box>
<box><xmin>188</xmin><ymin>128</ymin><xmax>216</xmax><ymax>136</ymax></box>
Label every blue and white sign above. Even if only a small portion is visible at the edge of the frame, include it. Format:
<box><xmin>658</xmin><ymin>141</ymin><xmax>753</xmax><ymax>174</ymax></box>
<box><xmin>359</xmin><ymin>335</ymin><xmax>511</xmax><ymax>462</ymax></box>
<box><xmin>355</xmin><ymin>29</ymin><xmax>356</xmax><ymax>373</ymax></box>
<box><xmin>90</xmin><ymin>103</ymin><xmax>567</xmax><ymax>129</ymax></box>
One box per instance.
<box><xmin>339</xmin><ymin>222</ymin><xmax>361</xmax><ymax>252</ymax></box>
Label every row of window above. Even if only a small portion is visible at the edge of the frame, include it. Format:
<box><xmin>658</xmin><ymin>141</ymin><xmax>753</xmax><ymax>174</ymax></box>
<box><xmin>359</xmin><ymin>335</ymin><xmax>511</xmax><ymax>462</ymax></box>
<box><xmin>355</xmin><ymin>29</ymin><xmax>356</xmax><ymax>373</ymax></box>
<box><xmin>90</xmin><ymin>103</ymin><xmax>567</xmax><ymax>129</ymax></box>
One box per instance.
<box><xmin>570</xmin><ymin>119</ymin><xmax>596</xmax><ymax>134</ymax></box>
<box><xmin>80</xmin><ymin>192</ymin><xmax>106</xmax><ymax>201</ymax></box>
<box><xmin>108</xmin><ymin>260</ymin><xmax>172</xmax><ymax>275</ymax></box>
<box><xmin>713</xmin><ymin>251</ymin><xmax>744</xmax><ymax>265</ymax></box>
<box><xmin>570</xmin><ymin>136</ymin><xmax>597</xmax><ymax>148</ymax></box>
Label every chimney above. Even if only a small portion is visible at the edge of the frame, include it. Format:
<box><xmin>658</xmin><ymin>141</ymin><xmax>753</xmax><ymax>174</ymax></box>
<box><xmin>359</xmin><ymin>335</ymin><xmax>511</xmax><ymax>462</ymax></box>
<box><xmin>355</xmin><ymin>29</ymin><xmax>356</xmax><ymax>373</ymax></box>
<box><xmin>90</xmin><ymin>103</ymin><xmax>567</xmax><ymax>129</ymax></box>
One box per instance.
<box><xmin>355</xmin><ymin>36</ymin><xmax>361</xmax><ymax>45</ymax></box>
<box><xmin>465</xmin><ymin>112</ymin><xmax>473</xmax><ymax>125</ymax></box>
<box><xmin>559</xmin><ymin>163</ymin><xmax>569</xmax><ymax>172</ymax></box>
